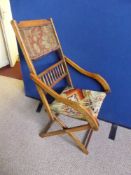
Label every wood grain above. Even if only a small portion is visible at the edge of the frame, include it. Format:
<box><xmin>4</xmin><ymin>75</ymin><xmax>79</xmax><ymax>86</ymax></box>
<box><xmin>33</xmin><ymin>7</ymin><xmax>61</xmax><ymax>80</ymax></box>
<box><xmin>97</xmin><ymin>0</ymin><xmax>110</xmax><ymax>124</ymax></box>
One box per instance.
<box><xmin>11</xmin><ymin>18</ymin><xmax>110</xmax><ymax>155</ymax></box>
<box><xmin>65</xmin><ymin>56</ymin><xmax>111</xmax><ymax>92</ymax></box>
<box><xmin>30</xmin><ymin>73</ymin><xmax>99</xmax><ymax>131</ymax></box>
<box><xmin>18</xmin><ymin>19</ymin><xmax>51</xmax><ymax>28</ymax></box>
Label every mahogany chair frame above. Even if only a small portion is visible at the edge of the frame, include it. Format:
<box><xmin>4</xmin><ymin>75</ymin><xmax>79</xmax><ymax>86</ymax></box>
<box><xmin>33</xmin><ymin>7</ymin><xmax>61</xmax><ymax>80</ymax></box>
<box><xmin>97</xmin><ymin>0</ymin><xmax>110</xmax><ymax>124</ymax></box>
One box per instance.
<box><xmin>11</xmin><ymin>18</ymin><xmax>110</xmax><ymax>154</ymax></box>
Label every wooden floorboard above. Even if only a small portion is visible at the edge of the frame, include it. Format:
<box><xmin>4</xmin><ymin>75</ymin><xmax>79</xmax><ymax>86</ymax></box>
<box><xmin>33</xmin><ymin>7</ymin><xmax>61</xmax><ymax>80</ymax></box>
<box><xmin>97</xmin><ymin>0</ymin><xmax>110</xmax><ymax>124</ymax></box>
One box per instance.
<box><xmin>0</xmin><ymin>62</ymin><xmax>22</xmax><ymax>80</ymax></box>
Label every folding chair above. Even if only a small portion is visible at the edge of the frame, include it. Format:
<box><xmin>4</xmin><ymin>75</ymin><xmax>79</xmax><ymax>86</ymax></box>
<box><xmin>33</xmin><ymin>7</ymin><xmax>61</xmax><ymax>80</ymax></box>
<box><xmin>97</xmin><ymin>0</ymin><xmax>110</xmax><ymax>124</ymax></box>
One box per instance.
<box><xmin>11</xmin><ymin>18</ymin><xmax>110</xmax><ymax>154</ymax></box>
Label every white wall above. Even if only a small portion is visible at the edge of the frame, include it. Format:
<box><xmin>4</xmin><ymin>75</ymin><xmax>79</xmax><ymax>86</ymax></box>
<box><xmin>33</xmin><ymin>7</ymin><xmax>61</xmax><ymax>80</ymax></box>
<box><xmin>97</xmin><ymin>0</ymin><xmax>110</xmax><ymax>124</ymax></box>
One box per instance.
<box><xmin>0</xmin><ymin>0</ymin><xmax>18</xmax><ymax>68</ymax></box>
<box><xmin>0</xmin><ymin>24</ymin><xmax>9</xmax><ymax>68</ymax></box>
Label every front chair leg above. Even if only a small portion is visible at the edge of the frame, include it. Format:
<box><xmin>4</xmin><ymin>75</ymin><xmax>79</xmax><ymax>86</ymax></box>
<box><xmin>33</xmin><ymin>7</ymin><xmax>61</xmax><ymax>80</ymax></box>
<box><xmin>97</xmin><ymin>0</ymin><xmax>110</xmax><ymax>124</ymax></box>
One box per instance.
<box><xmin>39</xmin><ymin>120</ymin><xmax>54</xmax><ymax>137</ymax></box>
<box><xmin>54</xmin><ymin>117</ymin><xmax>88</xmax><ymax>155</ymax></box>
<box><xmin>39</xmin><ymin>116</ymin><xmax>89</xmax><ymax>155</ymax></box>
<box><xmin>67</xmin><ymin>131</ymin><xmax>88</xmax><ymax>154</ymax></box>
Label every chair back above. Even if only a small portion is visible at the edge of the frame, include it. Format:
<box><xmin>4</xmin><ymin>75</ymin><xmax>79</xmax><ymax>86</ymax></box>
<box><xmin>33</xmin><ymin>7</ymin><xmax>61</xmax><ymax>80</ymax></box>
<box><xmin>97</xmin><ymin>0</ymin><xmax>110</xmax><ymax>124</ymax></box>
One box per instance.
<box><xmin>11</xmin><ymin>18</ymin><xmax>73</xmax><ymax>87</ymax></box>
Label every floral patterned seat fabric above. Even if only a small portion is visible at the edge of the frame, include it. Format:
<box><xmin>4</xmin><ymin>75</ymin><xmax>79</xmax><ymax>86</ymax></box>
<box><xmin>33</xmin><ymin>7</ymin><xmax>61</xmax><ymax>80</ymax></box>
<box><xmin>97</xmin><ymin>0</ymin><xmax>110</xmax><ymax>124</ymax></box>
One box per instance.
<box><xmin>50</xmin><ymin>87</ymin><xmax>106</xmax><ymax>121</ymax></box>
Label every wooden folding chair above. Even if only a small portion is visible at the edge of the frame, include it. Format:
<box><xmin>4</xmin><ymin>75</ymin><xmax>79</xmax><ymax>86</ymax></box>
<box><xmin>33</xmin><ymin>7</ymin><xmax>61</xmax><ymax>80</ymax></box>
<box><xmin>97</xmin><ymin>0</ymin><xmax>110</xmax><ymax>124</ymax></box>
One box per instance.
<box><xmin>11</xmin><ymin>18</ymin><xmax>110</xmax><ymax>154</ymax></box>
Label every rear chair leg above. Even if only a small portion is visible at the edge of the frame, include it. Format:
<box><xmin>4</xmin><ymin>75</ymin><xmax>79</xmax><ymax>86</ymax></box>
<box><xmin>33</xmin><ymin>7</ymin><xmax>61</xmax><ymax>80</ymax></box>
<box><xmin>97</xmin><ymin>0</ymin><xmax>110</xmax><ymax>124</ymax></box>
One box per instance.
<box><xmin>83</xmin><ymin>129</ymin><xmax>93</xmax><ymax>148</ymax></box>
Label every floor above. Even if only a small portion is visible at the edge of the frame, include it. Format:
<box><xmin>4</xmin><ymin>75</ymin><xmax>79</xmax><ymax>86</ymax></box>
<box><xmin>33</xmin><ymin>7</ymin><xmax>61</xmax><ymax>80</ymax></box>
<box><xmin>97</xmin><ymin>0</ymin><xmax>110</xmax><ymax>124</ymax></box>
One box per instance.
<box><xmin>0</xmin><ymin>62</ymin><xmax>22</xmax><ymax>80</ymax></box>
<box><xmin>0</xmin><ymin>76</ymin><xmax>130</xmax><ymax>175</ymax></box>
<box><xmin>0</xmin><ymin>64</ymin><xmax>131</xmax><ymax>174</ymax></box>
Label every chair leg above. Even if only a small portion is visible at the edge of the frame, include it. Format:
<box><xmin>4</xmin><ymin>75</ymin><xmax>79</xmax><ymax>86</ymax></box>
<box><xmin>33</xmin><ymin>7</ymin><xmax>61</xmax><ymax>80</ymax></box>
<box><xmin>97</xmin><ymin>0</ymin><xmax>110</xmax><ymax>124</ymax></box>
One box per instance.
<box><xmin>67</xmin><ymin>131</ymin><xmax>88</xmax><ymax>154</ymax></box>
<box><xmin>39</xmin><ymin>116</ymin><xmax>89</xmax><ymax>154</ymax></box>
<box><xmin>54</xmin><ymin>117</ymin><xmax>88</xmax><ymax>154</ymax></box>
<box><xmin>39</xmin><ymin>120</ymin><xmax>54</xmax><ymax>137</ymax></box>
<box><xmin>83</xmin><ymin>129</ymin><xmax>93</xmax><ymax>148</ymax></box>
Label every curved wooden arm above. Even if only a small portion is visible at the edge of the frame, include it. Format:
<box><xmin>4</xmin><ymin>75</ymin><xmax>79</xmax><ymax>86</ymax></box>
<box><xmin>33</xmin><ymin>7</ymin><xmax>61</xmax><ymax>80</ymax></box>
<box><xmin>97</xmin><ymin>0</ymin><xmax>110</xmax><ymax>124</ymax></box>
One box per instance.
<box><xmin>65</xmin><ymin>56</ymin><xmax>111</xmax><ymax>93</ymax></box>
<box><xmin>30</xmin><ymin>73</ymin><xmax>99</xmax><ymax>131</ymax></box>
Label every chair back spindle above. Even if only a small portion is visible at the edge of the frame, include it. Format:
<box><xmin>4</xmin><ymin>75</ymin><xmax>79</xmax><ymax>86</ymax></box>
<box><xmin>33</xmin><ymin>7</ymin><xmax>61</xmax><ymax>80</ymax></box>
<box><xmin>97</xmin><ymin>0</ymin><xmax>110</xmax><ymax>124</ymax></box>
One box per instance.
<box><xmin>38</xmin><ymin>60</ymin><xmax>67</xmax><ymax>87</ymax></box>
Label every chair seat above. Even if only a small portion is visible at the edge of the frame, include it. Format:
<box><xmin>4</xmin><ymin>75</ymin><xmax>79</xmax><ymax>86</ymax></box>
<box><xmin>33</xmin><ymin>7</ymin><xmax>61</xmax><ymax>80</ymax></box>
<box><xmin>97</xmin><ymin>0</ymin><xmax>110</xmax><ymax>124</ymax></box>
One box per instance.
<box><xmin>50</xmin><ymin>87</ymin><xmax>106</xmax><ymax>121</ymax></box>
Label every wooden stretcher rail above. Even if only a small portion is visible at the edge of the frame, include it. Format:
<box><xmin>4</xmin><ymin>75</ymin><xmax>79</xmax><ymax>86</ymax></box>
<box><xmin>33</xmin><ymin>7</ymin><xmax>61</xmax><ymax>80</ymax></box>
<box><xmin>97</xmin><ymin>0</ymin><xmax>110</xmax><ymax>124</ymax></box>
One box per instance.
<box><xmin>40</xmin><ymin>124</ymin><xmax>91</xmax><ymax>137</ymax></box>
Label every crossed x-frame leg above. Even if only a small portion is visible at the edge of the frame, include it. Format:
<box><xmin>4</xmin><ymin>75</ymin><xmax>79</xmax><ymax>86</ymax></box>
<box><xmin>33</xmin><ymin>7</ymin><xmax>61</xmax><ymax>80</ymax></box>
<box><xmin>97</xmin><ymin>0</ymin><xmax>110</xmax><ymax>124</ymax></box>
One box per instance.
<box><xmin>39</xmin><ymin>115</ymin><xmax>93</xmax><ymax>155</ymax></box>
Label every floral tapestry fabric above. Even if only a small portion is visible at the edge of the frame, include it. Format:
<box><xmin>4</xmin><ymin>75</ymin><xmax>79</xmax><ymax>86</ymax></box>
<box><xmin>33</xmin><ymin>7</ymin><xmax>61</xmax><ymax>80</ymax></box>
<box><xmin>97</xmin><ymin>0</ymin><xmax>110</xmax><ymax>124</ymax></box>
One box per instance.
<box><xmin>50</xmin><ymin>87</ymin><xmax>106</xmax><ymax>121</ymax></box>
<box><xmin>20</xmin><ymin>24</ymin><xmax>59</xmax><ymax>60</ymax></box>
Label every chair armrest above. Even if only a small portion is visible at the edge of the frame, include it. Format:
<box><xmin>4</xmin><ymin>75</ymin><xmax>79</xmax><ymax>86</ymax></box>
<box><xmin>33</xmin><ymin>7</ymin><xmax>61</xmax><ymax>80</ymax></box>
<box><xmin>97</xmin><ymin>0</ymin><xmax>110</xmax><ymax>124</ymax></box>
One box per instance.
<box><xmin>30</xmin><ymin>73</ymin><xmax>99</xmax><ymax>131</ymax></box>
<box><xmin>65</xmin><ymin>56</ymin><xmax>111</xmax><ymax>93</ymax></box>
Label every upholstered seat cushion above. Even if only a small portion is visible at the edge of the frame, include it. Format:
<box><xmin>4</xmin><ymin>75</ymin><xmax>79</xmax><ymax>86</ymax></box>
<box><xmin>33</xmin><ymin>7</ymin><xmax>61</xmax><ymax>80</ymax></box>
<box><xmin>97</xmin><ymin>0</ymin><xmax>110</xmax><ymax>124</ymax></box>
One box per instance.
<box><xmin>50</xmin><ymin>87</ymin><xmax>106</xmax><ymax>121</ymax></box>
